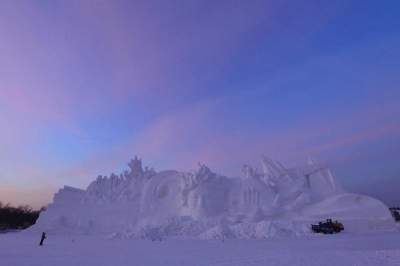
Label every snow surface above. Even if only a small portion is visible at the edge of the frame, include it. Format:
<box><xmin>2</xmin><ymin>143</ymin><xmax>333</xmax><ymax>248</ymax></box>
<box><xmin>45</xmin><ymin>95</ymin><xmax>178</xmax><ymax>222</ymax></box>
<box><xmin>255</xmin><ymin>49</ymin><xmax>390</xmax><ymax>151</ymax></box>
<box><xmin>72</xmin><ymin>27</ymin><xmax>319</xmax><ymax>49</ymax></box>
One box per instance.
<box><xmin>2</xmin><ymin>231</ymin><xmax>400</xmax><ymax>266</ymax></box>
<box><xmin>31</xmin><ymin>156</ymin><xmax>396</xmax><ymax>239</ymax></box>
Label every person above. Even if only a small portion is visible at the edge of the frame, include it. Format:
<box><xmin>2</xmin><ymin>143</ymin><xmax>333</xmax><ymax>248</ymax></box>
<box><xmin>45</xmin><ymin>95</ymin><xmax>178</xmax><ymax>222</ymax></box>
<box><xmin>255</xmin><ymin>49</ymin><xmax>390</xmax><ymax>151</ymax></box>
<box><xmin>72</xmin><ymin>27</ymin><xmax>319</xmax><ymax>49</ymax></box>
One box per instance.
<box><xmin>39</xmin><ymin>232</ymin><xmax>46</xmax><ymax>246</ymax></box>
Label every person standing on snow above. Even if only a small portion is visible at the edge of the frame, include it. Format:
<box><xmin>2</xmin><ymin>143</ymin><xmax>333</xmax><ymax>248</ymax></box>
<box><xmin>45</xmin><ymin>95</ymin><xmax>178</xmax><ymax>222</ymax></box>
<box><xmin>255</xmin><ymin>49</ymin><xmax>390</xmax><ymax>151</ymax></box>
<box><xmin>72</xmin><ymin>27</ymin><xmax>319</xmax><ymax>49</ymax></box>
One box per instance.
<box><xmin>39</xmin><ymin>232</ymin><xmax>46</xmax><ymax>246</ymax></box>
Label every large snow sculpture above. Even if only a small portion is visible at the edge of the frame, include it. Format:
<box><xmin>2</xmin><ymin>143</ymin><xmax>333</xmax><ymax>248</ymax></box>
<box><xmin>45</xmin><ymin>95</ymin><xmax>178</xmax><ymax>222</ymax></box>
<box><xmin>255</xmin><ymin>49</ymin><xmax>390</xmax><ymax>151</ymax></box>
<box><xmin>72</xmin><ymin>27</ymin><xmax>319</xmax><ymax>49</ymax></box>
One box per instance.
<box><xmin>32</xmin><ymin>156</ymin><xmax>396</xmax><ymax>238</ymax></box>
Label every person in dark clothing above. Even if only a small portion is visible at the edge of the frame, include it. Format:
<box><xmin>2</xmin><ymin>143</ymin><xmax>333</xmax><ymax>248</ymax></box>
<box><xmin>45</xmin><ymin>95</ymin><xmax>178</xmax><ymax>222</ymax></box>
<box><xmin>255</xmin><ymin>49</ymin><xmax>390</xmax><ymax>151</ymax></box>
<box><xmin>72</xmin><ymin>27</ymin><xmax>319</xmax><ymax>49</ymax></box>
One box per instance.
<box><xmin>39</xmin><ymin>232</ymin><xmax>46</xmax><ymax>246</ymax></box>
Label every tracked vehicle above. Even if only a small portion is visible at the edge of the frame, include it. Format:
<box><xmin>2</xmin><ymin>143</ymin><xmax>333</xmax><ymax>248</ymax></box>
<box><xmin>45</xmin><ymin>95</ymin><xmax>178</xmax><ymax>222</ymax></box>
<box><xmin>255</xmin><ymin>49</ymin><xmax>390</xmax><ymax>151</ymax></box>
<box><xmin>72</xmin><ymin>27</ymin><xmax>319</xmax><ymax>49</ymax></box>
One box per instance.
<box><xmin>311</xmin><ymin>219</ymin><xmax>344</xmax><ymax>234</ymax></box>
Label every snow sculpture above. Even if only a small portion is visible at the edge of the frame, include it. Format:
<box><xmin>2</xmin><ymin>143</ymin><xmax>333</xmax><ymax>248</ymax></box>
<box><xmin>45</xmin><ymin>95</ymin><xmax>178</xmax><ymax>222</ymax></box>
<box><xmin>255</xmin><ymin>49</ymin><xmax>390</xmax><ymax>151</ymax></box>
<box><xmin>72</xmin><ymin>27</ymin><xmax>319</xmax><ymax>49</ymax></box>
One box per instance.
<box><xmin>32</xmin><ymin>156</ymin><xmax>396</xmax><ymax>239</ymax></box>
<box><xmin>128</xmin><ymin>156</ymin><xmax>143</xmax><ymax>177</ymax></box>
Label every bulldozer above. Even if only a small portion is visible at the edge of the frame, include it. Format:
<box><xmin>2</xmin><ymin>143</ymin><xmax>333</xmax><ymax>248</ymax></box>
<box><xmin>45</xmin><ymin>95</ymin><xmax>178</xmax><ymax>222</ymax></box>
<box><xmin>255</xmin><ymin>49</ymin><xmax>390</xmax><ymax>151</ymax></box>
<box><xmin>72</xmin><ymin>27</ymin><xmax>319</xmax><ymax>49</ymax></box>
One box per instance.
<box><xmin>311</xmin><ymin>219</ymin><xmax>344</xmax><ymax>234</ymax></box>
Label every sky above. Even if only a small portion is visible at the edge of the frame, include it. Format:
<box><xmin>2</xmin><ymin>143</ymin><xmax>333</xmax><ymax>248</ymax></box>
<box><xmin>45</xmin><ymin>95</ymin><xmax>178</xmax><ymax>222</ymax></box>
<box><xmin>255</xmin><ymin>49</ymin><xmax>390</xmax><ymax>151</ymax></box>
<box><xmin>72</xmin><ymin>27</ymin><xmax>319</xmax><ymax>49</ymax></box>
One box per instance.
<box><xmin>0</xmin><ymin>0</ymin><xmax>399</xmax><ymax>209</ymax></box>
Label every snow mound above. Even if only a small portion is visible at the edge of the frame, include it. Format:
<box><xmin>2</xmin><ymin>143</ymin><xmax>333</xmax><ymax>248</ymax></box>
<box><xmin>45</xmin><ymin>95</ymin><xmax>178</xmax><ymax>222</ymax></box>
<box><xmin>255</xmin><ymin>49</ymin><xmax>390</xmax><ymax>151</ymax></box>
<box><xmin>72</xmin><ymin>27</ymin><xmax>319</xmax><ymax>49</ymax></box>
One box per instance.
<box><xmin>300</xmin><ymin>193</ymin><xmax>395</xmax><ymax>232</ymax></box>
<box><xmin>31</xmin><ymin>156</ymin><xmax>396</xmax><ymax>239</ymax></box>
<box><xmin>302</xmin><ymin>193</ymin><xmax>392</xmax><ymax>219</ymax></box>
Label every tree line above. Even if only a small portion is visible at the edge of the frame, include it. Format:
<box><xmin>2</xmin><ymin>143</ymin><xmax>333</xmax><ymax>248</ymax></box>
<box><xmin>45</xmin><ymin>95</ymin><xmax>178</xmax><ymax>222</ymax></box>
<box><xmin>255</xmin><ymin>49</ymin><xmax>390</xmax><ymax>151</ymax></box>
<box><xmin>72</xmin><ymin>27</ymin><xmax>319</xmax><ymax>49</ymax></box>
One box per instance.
<box><xmin>0</xmin><ymin>202</ymin><xmax>45</xmax><ymax>231</ymax></box>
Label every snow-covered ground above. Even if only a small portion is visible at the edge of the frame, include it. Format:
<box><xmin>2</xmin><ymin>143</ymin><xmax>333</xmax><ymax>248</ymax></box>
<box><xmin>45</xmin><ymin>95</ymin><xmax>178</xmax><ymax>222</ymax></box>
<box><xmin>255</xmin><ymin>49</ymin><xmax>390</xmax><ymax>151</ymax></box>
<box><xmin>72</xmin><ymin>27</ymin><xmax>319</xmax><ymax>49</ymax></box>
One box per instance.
<box><xmin>1</xmin><ymin>231</ymin><xmax>400</xmax><ymax>266</ymax></box>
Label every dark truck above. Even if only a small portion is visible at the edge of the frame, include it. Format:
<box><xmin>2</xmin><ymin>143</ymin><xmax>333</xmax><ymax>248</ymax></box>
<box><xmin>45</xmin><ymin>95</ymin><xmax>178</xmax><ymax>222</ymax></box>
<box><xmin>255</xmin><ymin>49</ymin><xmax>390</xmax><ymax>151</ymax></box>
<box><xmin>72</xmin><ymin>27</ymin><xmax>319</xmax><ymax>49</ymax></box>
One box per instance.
<box><xmin>389</xmin><ymin>207</ymin><xmax>400</xmax><ymax>222</ymax></box>
<box><xmin>311</xmin><ymin>219</ymin><xmax>344</xmax><ymax>234</ymax></box>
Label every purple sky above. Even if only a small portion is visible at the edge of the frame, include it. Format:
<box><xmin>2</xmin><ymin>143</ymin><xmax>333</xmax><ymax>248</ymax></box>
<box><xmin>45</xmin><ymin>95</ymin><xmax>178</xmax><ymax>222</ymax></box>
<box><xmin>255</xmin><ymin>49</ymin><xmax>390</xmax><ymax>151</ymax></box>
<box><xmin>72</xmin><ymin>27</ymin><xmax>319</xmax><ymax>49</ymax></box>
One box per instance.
<box><xmin>0</xmin><ymin>1</ymin><xmax>399</xmax><ymax>209</ymax></box>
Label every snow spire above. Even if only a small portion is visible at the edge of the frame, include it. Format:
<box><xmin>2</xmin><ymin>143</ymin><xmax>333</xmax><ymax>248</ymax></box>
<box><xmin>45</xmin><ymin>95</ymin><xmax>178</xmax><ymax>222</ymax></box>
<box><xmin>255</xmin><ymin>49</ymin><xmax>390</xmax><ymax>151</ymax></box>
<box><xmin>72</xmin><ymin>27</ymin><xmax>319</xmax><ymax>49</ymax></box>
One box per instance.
<box><xmin>128</xmin><ymin>156</ymin><xmax>143</xmax><ymax>176</ymax></box>
<box><xmin>241</xmin><ymin>164</ymin><xmax>258</xmax><ymax>179</ymax></box>
<box><xmin>307</xmin><ymin>157</ymin><xmax>316</xmax><ymax>166</ymax></box>
<box><xmin>261</xmin><ymin>156</ymin><xmax>285</xmax><ymax>178</ymax></box>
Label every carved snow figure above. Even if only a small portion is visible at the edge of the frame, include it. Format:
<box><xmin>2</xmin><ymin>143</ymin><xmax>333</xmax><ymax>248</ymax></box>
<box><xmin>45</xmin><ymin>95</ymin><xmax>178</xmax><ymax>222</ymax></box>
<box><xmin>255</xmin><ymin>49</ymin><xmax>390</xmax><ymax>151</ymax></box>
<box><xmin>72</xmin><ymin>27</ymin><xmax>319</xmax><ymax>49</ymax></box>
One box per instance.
<box><xmin>229</xmin><ymin>173</ymin><xmax>275</xmax><ymax>218</ymax></box>
<box><xmin>31</xmin><ymin>156</ymin><xmax>396</xmax><ymax>239</ymax></box>
<box><xmin>128</xmin><ymin>156</ymin><xmax>144</xmax><ymax>177</ymax></box>
<box><xmin>182</xmin><ymin>164</ymin><xmax>231</xmax><ymax>218</ymax></box>
<box><xmin>139</xmin><ymin>170</ymin><xmax>183</xmax><ymax>222</ymax></box>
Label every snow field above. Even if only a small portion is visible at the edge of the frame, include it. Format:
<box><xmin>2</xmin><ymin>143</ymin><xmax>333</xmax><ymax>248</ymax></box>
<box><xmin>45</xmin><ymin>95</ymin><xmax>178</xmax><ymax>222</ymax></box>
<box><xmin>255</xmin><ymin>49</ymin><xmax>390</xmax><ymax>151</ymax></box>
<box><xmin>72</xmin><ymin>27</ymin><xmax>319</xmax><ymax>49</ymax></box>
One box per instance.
<box><xmin>1</xmin><ymin>231</ymin><xmax>400</xmax><ymax>266</ymax></box>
